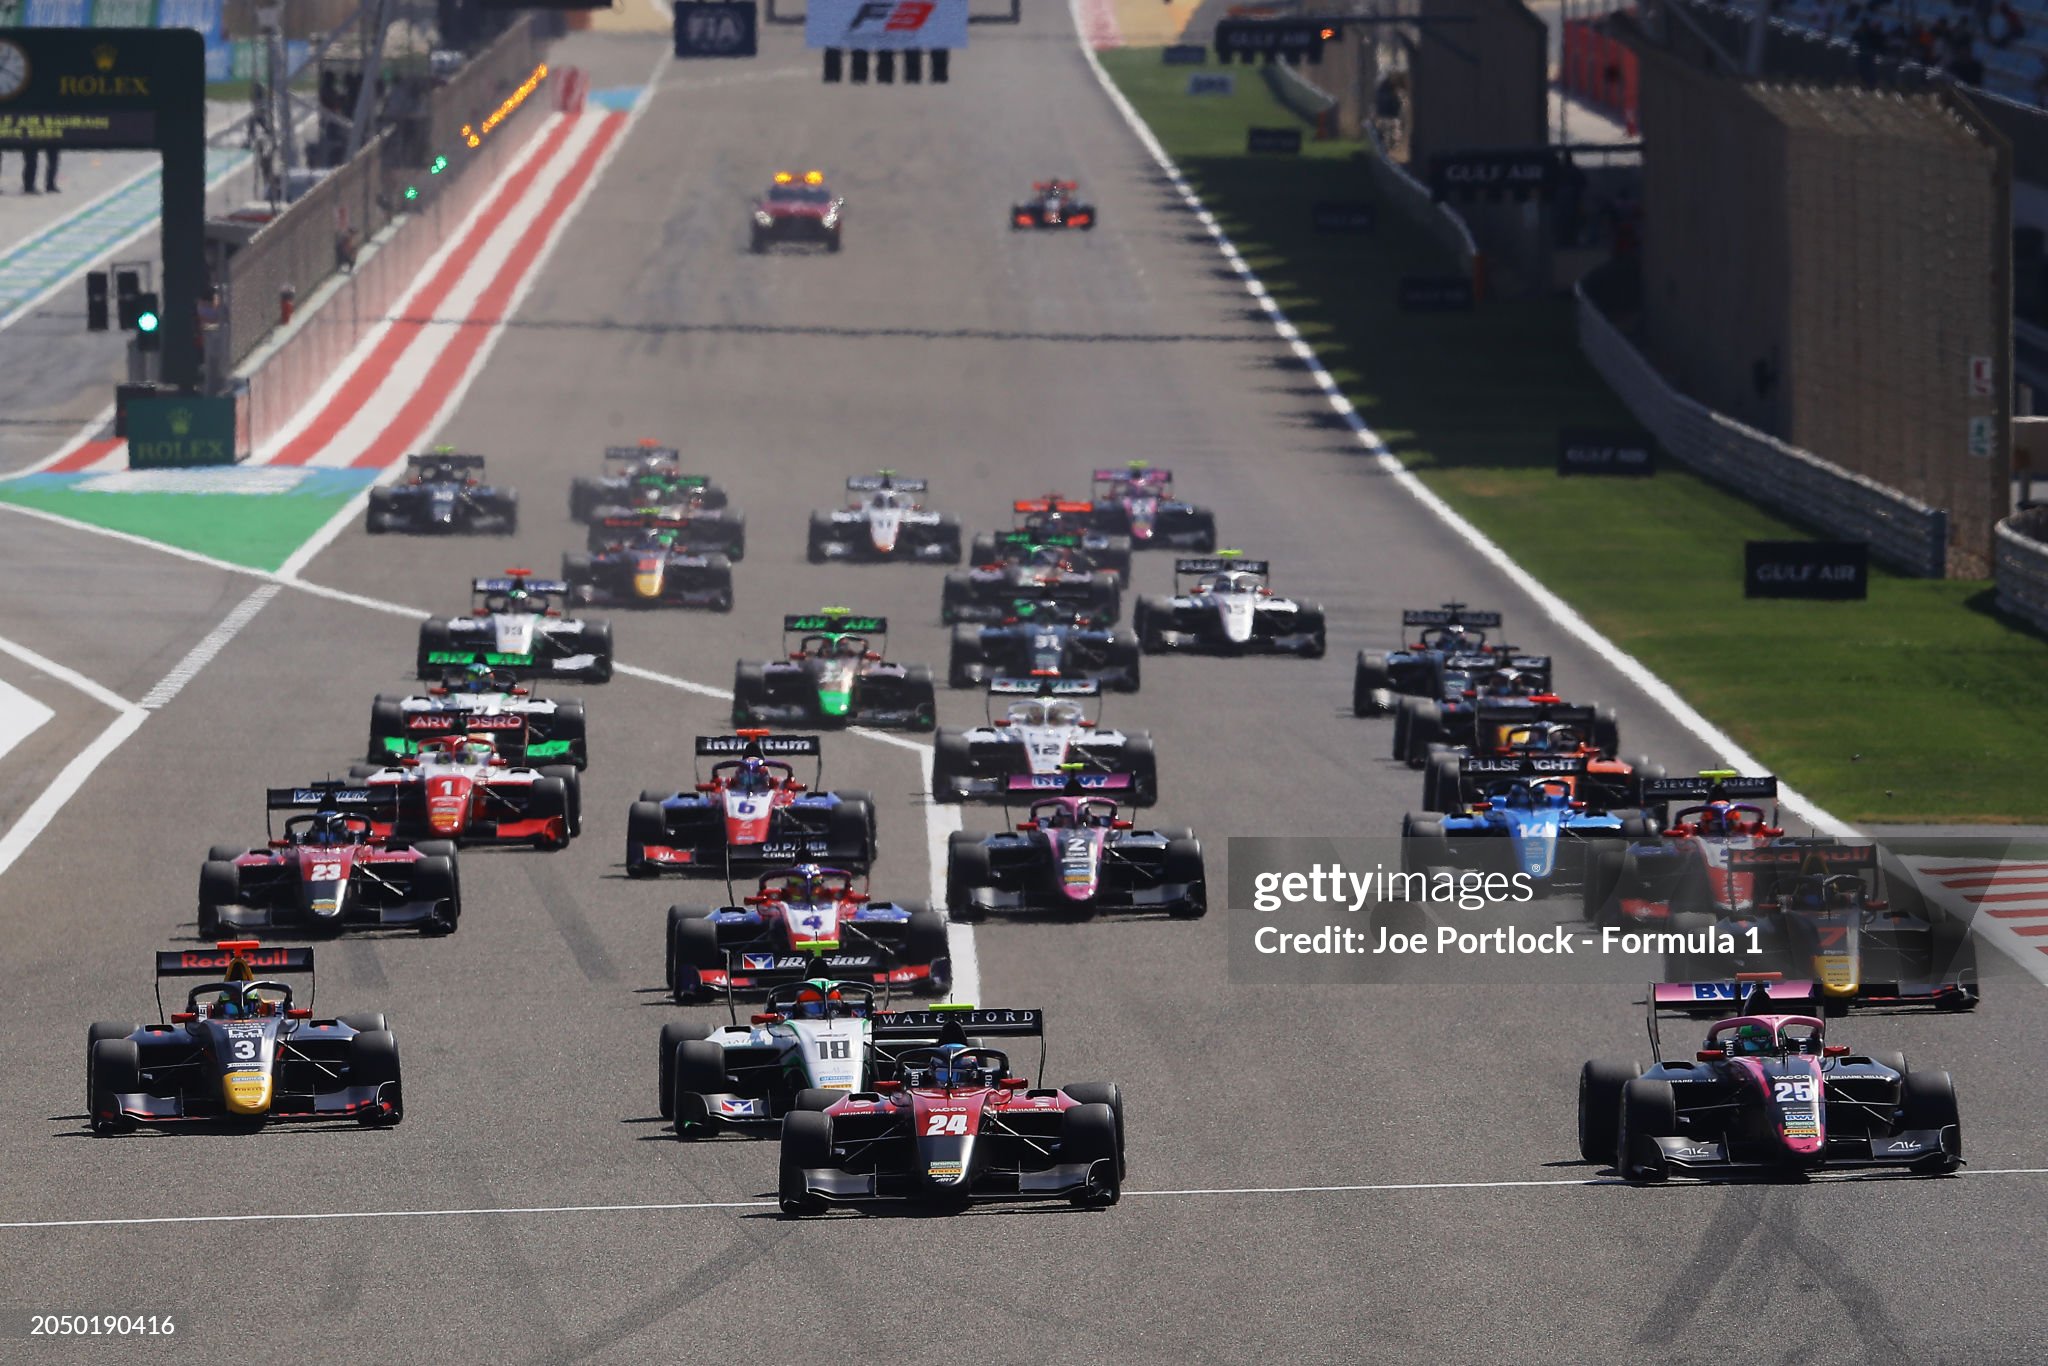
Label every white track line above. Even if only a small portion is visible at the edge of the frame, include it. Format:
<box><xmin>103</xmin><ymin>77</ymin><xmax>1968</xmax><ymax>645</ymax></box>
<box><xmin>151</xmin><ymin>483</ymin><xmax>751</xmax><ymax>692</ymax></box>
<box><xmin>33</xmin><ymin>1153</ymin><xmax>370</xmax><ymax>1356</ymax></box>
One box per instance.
<box><xmin>1066</xmin><ymin>0</ymin><xmax>1850</xmax><ymax>845</ymax></box>
<box><xmin>9</xmin><ymin>1166</ymin><xmax>2048</xmax><ymax>1231</ymax></box>
<box><xmin>0</xmin><ymin>711</ymin><xmax>146</xmax><ymax>880</ymax></box>
<box><xmin>137</xmin><ymin>584</ymin><xmax>282</xmax><ymax>710</ymax></box>
<box><xmin>0</xmin><ymin>678</ymin><xmax>54</xmax><ymax>764</ymax></box>
<box><xmin>0</xmin><ymin>629</ymin><xmax>136</xmax><ymax>713</ymax></box>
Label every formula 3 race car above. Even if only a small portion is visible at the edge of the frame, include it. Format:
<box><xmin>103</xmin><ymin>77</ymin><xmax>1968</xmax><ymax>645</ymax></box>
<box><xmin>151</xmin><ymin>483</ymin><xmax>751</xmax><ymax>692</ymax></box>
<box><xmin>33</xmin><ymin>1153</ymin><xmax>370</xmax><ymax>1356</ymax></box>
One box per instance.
<box><xmin>365</xmin><ymin>451</ymin><xmax>517</xmax><ymax>535</ymax></box>
<box><xmin>1134</xmin><ymin>556</ymin><xmax>1326</xmax><ymax>657</ymax></box>
<box><xmin>932</xmin><ymin>678</ymin><xmax>1157</xmax><ymax>805</ymax></box>
<box><xmin>1578</xmin><ymin>981</ymin><xmax>1962</xmax><ymax>1181</ymax></box>
<box><xmin>662</xmin><ymin>865</ymin><xmax>949</xmax><ymax>1003</ymax></box>
<box><xmin>752</xmin><ymin>169</ymin><xmax>843</xmax><ymax>252</ymax></box>
<box><xmin>778</xmin><ymin>1006</ymin><xmax>1124</xmax><ymax>1214</ymax></box>
<box><xmin>1582</xmin><ymin>773</ymin><xmax>1783</xmax><ymax>923</ymax></box>
<box><xmin>86</xmin><ymin>941</ymin><xmax>402</xmax><ymax>1134</ymax></box>
<box><xmin>569</xmin><ymin>442</ymin><xmax>732</xmax><ymax>524</ymax></box>
<box><xmin>349</xmin><ymin>733</ymin><xmax>580</xmax><ymax>849</ymax></box>
<box><xmin>659</xmin><ymin>977</ymin><xmax>889</xmax><ymax>1135</ymax></box>
<box><xmin>970</xmin><ymin>499</ymin><xmax>1132</xmax><ymax>582</ymax></box>
<box><xmin>415</xmin><ymin>571</ymin><xmax>614</xmax><ymax>683</ymax></box>
<box><xmin>1642</xmin><ymin>843</ymin><xmax>1980</xmax><ymax>1015</ymax></box>
<box><xmin>627</xmin><ymin>732</ymin><xmax>876</xmax><ymax>877</ymax></box>
<box><xmin>807</xmin><ymin>472</ymin><xmax>962</xmax><ymax>564</ymax></box>
<box><xmin>198</xmin><ymin>785</ymin><xmax>460</xmax><ymax>937</ymax></box>
<box><xmin>947</xmin><ymin>610</ymin><xmax>1141</xmax><ymax>691</ymax></box>
<box><xmin>564</xmin><ymin>519</ymin><xmax>735</xmax><ymax>612</ymax></box>
<box><xmin>1010</xmin><ymin>179</ymin><xmax>1097</xmax><ymax>230</ymax></box>
<box><xmin>1401</xmin><ymin>757</ymin><xmax>1653</xmax><ymax>890</ymax></box>
<box><xmin>1419</xmin><ymin>718</ymin><xmax>1659</xmax><ymax>814</ymax></box>
<box><xmin>942</xmin><ymin>539</ymin><xmax>1123</xmax><ymax>625</ymax></box>
<box><xmin>1353</xmin><ymin>603</ymin><xmax>1542</xmax><ymax>717</ymax></box>
<box><xmin>1393</xmin><ymin>673</ymin><xmax>1601</xmax><ymax>768</ymax></box>
<box><xmin>946</xmin><ymin>788</ymin><xmax>1205</xmax><ymax>921</ymax></box>
<box><xmin>368</xmin><ymin>666</ymin><xmax>587</xmax><ymax>770</ymax></box>
<box><xmin>732</xmin><ymin>612</ymin><xmax>937</xmax><ymax>731</ymax></box>
<box><xmin>1087</xmin><ymin>463</ymin><xmax>1215</xmax><ymax>550</ymax></box>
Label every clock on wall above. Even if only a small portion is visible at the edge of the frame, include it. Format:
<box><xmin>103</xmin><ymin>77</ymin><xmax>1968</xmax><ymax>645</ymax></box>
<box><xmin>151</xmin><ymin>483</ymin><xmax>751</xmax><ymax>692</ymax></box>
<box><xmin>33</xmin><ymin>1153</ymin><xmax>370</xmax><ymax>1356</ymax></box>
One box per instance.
<box><xmin>0</xmin><ymin>41</ymin><xmax>29</xmax><ymax>101</ymax></box>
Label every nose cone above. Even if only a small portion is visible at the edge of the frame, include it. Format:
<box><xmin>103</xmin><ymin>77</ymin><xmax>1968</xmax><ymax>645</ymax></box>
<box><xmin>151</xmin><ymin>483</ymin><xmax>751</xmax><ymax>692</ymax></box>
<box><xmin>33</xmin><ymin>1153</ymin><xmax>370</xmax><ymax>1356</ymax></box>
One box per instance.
<box><xmin>633</xmin><ymin>562</ymin><xmax>664</xmax><ymax>598</ymax></box>
<box><xmin>223</xmin><ymin>1070</ymin><xmax>274</xmax><ymax>1116</ymax></box>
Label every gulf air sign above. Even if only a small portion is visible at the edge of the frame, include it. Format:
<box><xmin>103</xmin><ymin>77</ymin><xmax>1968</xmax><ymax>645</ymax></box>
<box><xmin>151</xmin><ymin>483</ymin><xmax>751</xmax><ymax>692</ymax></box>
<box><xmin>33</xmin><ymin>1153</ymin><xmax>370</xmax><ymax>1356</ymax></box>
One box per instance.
<box><xmin>806</xmin><ymin>0</ymin><xmax>968</xmax><ymax>50</ymax></box>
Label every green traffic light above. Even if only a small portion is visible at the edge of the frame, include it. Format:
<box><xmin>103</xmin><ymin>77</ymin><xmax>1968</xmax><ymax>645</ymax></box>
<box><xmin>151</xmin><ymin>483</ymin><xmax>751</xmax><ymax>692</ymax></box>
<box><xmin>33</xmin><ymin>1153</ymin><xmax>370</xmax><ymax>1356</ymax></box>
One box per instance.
<box><xmin>404</xmin><ymin>185</ymin><xmax>420</xmax><ymax>201</ymax></box>
<box><xmin>430</xmin><ymin>155</ymin><xmax>448</xmax><ymax>174</ymax></box>
<box><xmin>136</xmin><ymin>311</ymin><xmax>160</xmax><ymax>333</ymax></box>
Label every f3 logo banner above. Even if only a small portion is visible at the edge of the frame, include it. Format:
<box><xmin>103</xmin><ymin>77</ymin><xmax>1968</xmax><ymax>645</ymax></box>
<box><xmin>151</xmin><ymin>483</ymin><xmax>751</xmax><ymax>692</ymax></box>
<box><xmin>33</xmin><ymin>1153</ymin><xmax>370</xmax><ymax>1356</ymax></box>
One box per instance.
<box><xmin>806</xmin><ymin>0</ymin><xmax>968</xmax><ymax>49</ymax></box>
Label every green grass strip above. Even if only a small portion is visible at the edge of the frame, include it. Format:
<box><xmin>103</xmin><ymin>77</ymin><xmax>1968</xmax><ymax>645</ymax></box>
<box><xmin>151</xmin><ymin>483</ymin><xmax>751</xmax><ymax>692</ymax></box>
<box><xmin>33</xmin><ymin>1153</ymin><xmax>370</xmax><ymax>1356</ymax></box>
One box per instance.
<box><xmin>1101</xmin><ymin>50</ymin><xmax>2048</xmax><ymax>823</ymax></box>
<box><xmin>0</xmin><ymin>485</ymin><xmax>356</xmax><ymax>574</ymax></box>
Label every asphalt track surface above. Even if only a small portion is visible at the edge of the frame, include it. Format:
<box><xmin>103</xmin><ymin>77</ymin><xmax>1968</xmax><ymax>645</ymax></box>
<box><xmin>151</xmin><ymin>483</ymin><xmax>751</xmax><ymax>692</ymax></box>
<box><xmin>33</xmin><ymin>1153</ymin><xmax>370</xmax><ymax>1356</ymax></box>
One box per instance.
<box><xmin>2</xmin><ymin>17</ymin><xmax>2046</xmax><ymax>1366</ymax></box>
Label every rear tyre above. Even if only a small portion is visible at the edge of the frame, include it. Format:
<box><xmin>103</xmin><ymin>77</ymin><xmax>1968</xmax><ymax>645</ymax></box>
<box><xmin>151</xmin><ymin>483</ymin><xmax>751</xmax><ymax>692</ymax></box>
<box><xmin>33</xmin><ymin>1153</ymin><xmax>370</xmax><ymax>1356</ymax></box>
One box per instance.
<box><xmin>199</xmin><ymin>860</ymin><xmax>240</xmax><ymax>929</ymax></box>
<box><xmin>903</xmin><ymin>666</ymin><xmax>938</xmax><ymax>732</ymax></box>
<box><xmin>1125</xmin><ymin>735</ymin><xmax>1159</xmax><ymax>807</ymax></box>
<box><xmin>904</xmin><ymin>903</ymin><xmax>949</xmax><ymax>966</ymax></box>
<box><xmin>1135</xmin><ymin>596</ymin><xmax>1174</xmax><ymax>652</ymax></box>
<box><xmin>1294</xmin><ymin>605</ymin><xmax>1327</xmax><ymax>659</ymax></box>
<box><xmin>779</xmin><ymin>1111</ymin><xmax>833</xmax><ymax>1216</ymax></box>
<box><xmin>1591</xmin><ymin>705</ymin><xmax>1622</xmax><ymax>758</ymax></box>
<box><xmin>1423</xmin><ymin>754</ymin><xmax>1462</xmax><ymax>814</ymax></box>
<box><xmin>1401</xmin><ymin>701</ymin><xmax>1442</xmax><ymax>767</ymax></box>
<box><xmin>1577</xmin><ymin>1059</ymin><xmax>1640</xmax><ymax>1164</ymax></box>
<box><xmin>1353</xmin><ymin>652</ymin><xmax>1391</xmax><ymax>716</ymax></box>
<box><xmin>806</xmin><ymin>512</ymin><xmax>834</xmax><ymax>564</ymax></box>
<box><xmin>340</xmin><ymin>1013</ymin><xmax>389</xmax><ymax>1035</ymax></box>
<box><xmin>948</xmin><ymin>625</ymin><xmax>983</xmax><ymax>690</ymax></box>
<box><xmin>1583</xmin><ymin>846</ymin><xmax>1628</xmax><ymax>925</ymax></box>
<box><xmin>1401</xmin><ymin>813</ymin><xmax>1449</xmax><ymax>877</ymax></box>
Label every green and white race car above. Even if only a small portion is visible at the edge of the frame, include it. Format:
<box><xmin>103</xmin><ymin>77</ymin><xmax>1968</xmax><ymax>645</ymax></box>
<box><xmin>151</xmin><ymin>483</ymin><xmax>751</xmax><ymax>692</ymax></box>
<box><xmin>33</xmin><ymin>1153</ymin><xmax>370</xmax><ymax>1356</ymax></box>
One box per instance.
<box><xmin>732</xmin><ymin>610</ymin><xmax>937</xmax><ymax>731</ymax></box>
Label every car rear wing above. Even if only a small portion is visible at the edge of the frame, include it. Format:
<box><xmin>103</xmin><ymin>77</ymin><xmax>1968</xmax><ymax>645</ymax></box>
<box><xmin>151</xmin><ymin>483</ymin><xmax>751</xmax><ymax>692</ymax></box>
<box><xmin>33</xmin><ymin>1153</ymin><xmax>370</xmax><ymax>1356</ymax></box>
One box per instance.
<box><xmin>847</xmin><ymin>474</ymin><xmax>926</xmax><ymax>492</ymax></box>
<box><xmin>407</xmin><ymin>452</ymin><xmax>485</xmax><ymax>469</ymax></box>
<box><xmin>1093</xmin><ymin>466</ymin><xmax>1171</xmax><ymax>483</ymax></box>
<box><xmin>996</xmin><ymin>531</ymin><xmax>1081</xmax><ymax>549</ymax></box>
<box><xmin>988</xmin><ymin>677</ymin><xmax>1102</xmax><ymax>697</ymax></box>
<box><xmin>1006</xmin><ymin>772</ymin><xmax>1130</xmax><ymax>793</ymax></box>
<box><xmin>1459</xmin><ymin>755</ymin><xmax>1588</xmax><ymax>779</ymax></box>
<box><xmin>157</xmin><ymin>944</ymin><xmax>315</xmax><ymax>977</ymax></box>
<box><xmin>784</xmin><ymin>613</ymin><xmax>885</xmax><ymax>634</ymax></box>
<box><xmin>696</xmin><ymin>733</ymin><xmax>822</xmax><ymax>758</ymax></box>
<box><xmin>596</xmin><ymin>510</ymin><xmax>691</xmax><ymax>529</ymax></box>
<box><xmin>1177</xmin><ymin>557</ymin><xmax>1269</xmax><ymax>576</ymax></box>
<box><xmin>873</xmin><ymin>1007</ymin><xmax>1044</xmax><ymax>1042</ymax></box>
<box><xmin>1724</xmin><ymin>844</ymin><xmax>1876</xmax><ymax>873</ymax></box>
<box><xmin>605</xmin><ymin>444</ymin><xmax>680</xmax><ymax>463</ymax></box>
<box><xmin>1404</xmin><ymin>605</ymin><xmax>1502</xmax><ymax>628</ymax></box>
<box><xmin>1015</xmin><ymin>499</ymin><xmax>1093</xmax><ymax>515</ymax></box>
<box><xmin>1643</xmin><ymin>775</ymin><xmax>1779</xmax><ymax>801</ymax></box>
<box><xmin>473</xmin><ymin>577</ymin><xmax>569</xmax><ymax>595</ymax></box>
<box><xmin>266</xmin><ymin>784</ymin><xmax>376</xmax><ymax>810</ymax></box>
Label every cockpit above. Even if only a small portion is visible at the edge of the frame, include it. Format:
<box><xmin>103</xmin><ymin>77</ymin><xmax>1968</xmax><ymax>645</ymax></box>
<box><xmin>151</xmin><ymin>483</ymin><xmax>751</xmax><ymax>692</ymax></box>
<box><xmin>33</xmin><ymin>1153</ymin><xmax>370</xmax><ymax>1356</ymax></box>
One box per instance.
<box><xmin>1007</xmin><ymin>700</ymin><xmax>1085</xmax><ymax>728</ymax></box>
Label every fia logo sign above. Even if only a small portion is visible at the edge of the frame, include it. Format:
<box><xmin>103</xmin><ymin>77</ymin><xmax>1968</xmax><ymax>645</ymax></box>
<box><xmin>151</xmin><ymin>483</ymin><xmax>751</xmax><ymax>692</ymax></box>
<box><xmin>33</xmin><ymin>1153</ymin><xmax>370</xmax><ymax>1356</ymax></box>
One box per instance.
<box><xmin>675</xmin><ymin>0</ymin><xmax>759</xmax><ymax>58</ymax></box>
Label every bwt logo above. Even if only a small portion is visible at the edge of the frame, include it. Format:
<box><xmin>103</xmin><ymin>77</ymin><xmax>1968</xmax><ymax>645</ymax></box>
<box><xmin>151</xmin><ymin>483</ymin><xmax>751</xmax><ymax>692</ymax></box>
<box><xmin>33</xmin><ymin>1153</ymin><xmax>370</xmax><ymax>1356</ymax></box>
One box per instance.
<box><xmin>849</xmin><ymin>0</ymin><xmax>934</xmax><ymax>30</ymax></box>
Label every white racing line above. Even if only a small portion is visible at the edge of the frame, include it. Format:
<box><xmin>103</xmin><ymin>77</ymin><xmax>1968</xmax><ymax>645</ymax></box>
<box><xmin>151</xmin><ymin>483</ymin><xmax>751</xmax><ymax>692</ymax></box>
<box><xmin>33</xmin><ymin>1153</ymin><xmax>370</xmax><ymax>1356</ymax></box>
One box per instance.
<box><xmin>7</xmin><ymin>1167</ymin><xmax>2048</xmax><ymax>1232</ymax></box>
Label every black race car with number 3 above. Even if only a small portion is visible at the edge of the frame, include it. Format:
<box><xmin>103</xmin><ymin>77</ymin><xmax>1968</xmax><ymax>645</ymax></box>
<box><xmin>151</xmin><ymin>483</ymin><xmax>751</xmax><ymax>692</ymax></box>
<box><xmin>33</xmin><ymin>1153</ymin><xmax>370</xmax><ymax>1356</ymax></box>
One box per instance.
<box><xmin>86</xmin><ymin>942</ymin><xmax>402</xmax><ymax>1134</ymax></box>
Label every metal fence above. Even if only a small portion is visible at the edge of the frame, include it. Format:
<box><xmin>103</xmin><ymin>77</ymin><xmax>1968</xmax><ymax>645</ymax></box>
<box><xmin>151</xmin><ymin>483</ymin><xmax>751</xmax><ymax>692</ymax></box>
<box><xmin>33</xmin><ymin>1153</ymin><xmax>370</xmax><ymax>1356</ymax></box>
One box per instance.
<box><xmin>223</xmin><ymin>131</ymin><xmax>395</xmax><ymax>369</ymax></box>
<box><xmin>1996</xmin><ymin>510</ymin><xmax>2048</xmax><ymax>635</ymax></box>
<box><xmin>221</xmin><ymin>16</ymin><xmax>545</xmax><ymax>370</ymax></box>
<box><xmin>1576</xmin><ymin>274</ymin><xmax>1951</xmax><ymax>577</ymax></box>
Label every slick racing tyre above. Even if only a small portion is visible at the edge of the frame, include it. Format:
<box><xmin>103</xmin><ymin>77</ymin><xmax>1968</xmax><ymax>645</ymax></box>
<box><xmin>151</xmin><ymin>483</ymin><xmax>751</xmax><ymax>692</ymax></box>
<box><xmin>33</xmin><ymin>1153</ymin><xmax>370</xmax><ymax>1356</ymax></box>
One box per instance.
<box><xmin>1616</xmin><ymin>1078</ymin><xmax>1676</xmax><ymax>1181</ymax></box>
<box><xmin>1062</xmin><ymin>1103</ymin><xmax>1122</xmax><ymax>1207</ymax></box>
<box><xmin>412</xmin><ymin>856</ymin><xmax>458</xmax><ymax>935</ymax></box>
<box><xmin>903</xmin><ymin>903</ymin><xmax>949</xmax><ymax>966</ymax></box>
<box><xmin>86</xmin><ymin>1023</ymin><xmax>135</xmax><ymax>1125</ymax></box>
<box><xmin>779</xmin><ymin>1111</ymin><xmax>833</xmax><ymax>1216</ymax></box>
<box><xmin>1163</xmin><ymin>837</ymin><xmax>1207</xmax><ymax>919</ymax></box>
<box><xmin>1577</xmin><ymin>1059</ymin><xmax>1641</xmax><ymax>1164</ymax></box>
<box><xmin>350</xmin><ymin>1030</ymin><xmax>404</xmax><ymax>1126</ymax></box>
<box><xmin>1899</xmin><ymin>1071</ymin><xmax>1963</xmax><ymax>1172</ymax></box>
<box><xmin>670</xmin><ymin>1040</ymin><xmax>728</xmax><ymax>1140</ymax></box>
<box><xmin>1353</xmin><ymin>652</ymin><xmax>1391</xmax><ymax>716</ymax></box>
<box><xmin>946</xmin><ymin>834</ymin><xmax>992</xmax><ymax>923</ymax></box>
<box><xmin>1060</xmin><ymin>1082</ymin><xmax>1127</xmax><ymax>1178</ymax></box>
<box><xmin>807</xmin><ymin>512</ymin><xmax>834</xmax><ymax>564</ymax></box>
<box><xmin>88</xmin><ymin>1038</ymin><xmax>141</xmax><ymax>1135</ymax></box>
<box><xmin>930</xmin><ymin>731</ymin><xmax>971</xmax><ymax>803</ymax></box>
<box><xmin>627</xmin><ymin>801</ymin><xmax>668</xmax><ymax>877</ymax></box>
<box><xmin>668</xmin><ymin>910</ymin><xmax>721</xmax><ymax>1001</ymax></box>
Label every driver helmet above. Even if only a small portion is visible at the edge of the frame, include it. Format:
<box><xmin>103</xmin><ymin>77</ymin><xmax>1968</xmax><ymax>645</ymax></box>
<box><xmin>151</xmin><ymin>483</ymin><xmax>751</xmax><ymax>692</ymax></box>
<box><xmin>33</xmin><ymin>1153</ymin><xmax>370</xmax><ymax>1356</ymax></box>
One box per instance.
<box><xmin>462</xmin><ymin>663</ymin><xmax>497</xmax><ymax>692</ymax></box>
<box><xmin>213</xmin><ymin>984</ymin><xmax>253</xmax><ymax>1019</ymax></box>
<box><xmin>790</xmin><ymin>980</ymin><xmax>844</xmax><ymax>1020</ymax></box>
<box><xmin>460</xmin><ymin>735</ymin><xmax>497</xmax><ymax>765</ymax></box>
<box><xmin>835</xmin><ymin>636</ymin><xmax>866</xmax><ymax>658</ymax></box>
<box><xmin>929</xmin><ymin>1044</ymin><xmax>985</xmax><ymax>1088</ymax></box>
<box><xmin>1792</xmin><ymin>878</ymin><xmax>1831</xmax><ymax>911</ymax></box>
<box><xmin>1727</xmin><ymin>1023</ymin><xmax>1775</xmax><ymax>1057</ymax></box>
<box><xmin>1486</xmin><ymin>669</ymin><xmax>1526</xmax><ymax>697</ymax></box>
<box><xmin>731</xmin><ymin>756</ymin><xmax>773</xmax><ymax>794</ymax></box>
<box><xmin>1696</xmin><ymin>803</ymin><xmax>1733</xmax><ymax>837</ymax></box>
<box><xmin>308</xmin><ymin>811</ymin><xmax>351</xmax><ymax>846</ymax></box>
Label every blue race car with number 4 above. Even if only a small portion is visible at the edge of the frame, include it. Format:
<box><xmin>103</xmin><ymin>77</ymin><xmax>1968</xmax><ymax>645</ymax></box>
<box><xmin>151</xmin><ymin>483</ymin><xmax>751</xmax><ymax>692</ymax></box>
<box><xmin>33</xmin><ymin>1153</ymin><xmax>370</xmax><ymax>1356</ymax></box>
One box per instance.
<box><xmin>1402</xmin><ymin>756</ymin><xmax>1653</xmax><ymax>888</ymax></box>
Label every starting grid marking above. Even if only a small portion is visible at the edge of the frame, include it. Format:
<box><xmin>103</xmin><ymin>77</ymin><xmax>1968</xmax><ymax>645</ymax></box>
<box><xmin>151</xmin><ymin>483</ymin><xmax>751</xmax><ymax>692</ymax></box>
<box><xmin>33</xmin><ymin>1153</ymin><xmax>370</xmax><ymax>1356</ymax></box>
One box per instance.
<box><xmin>10</xmin><ymin>1169</ymin><xmax>2048</xmax><ymax>1232</ymax></box>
